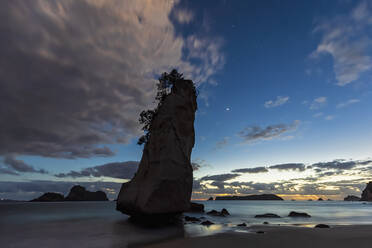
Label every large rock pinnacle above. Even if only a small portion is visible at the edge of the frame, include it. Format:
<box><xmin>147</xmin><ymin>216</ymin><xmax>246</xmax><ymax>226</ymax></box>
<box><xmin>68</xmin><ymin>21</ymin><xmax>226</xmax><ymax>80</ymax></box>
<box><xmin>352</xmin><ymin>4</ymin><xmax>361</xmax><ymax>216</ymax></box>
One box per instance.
<box><xmin>116</xmin><ymin>78</ymin><xmax>197</xmax><ymax>217</ymax></box>
<box><xmin>361</xmin><ymin>181</ymin><xmax>372</xmax><ymax>201</ymax></box>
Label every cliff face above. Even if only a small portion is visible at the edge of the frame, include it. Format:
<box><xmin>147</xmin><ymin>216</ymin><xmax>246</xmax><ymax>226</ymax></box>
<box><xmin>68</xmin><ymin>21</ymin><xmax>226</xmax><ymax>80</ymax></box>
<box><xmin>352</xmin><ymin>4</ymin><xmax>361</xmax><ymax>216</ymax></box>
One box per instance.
<box><xmin>65</xmin><ymin>185</ymin><xmax>108</xmax><ymax>201</ymax></box>
<box><xmin>116</xmin><ymin>79</ymin><xmax>197</xmax><ymax>216</ymax></box>
<box><xmin>361</xmin><ymin>182</ymin><xmax>372</xmax><ymax>201</ymax></box>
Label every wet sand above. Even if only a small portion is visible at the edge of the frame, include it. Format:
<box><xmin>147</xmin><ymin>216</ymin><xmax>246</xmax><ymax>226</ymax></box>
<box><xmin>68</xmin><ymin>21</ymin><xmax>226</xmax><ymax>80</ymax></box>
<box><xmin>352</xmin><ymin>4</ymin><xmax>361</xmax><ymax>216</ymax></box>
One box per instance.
<box><xmin>140</xmin><ymin>225</ymin><xmax>372</xmax><ymax>248</ymax></box>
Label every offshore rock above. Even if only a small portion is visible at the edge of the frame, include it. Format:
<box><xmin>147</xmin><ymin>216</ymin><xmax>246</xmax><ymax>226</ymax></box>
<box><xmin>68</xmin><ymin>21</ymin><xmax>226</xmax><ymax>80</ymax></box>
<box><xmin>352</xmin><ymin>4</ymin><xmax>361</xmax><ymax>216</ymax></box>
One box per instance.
<box><xmin>65</xmin><ymin>185</ymin><xmax>108</xmax><ymax>201</ymax></box>
<box><xmin>361</xmin><ymin>182</ymin><xmax>372</xmax><ymax>201</ymax></box>
<box><xmin>344</xmin><ymin>195</ymin><xmax>361</xmax><ymax>201</ymax></box>
<box><xmin>116</xmin><ymin>79</ymin><xmax>197</xmax><ymax>217</ymax></box>
<box><xmin>30</xmin><ymin>192</ymin><xmax>64</xmax><ymax>202</ymax></box>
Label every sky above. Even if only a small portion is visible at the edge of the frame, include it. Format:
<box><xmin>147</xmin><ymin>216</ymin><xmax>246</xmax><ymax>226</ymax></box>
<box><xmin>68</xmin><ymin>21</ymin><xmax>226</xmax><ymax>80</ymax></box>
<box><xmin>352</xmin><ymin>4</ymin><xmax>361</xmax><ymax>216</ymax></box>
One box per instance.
<box><xmin>1</xmin><ymin>0</ymin><xmax>372</xmax><ymax>201</ymax></box>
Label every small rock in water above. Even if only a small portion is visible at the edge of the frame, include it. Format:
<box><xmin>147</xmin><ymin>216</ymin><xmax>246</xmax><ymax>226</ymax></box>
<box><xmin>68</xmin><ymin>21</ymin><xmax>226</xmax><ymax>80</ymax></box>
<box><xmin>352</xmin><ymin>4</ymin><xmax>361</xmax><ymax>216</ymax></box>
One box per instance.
<box><xmin>189</xmin><ymin>202</ymin><xmax>204</xmax><ymax>212</ymax></box>
<box><xmin>263</xmin><ymin>221</ymin><xmax>269</xmax><ymax>224</ymax></box>
<box><xmin>207</xmin><ymin>209</ymin><xmax>230</xmax><ymax>217</ymax></box>
<box><xmin>201</xmin><ymin>220</ymin><xmax>214</xmax><ymax>226</ymax></box>
<box><xmin>288</xmin><ymin>211</ymin><xmax>311</xmax><ymax>218</ymax></box>
<box><xmin>315</xmin><ymin>224</ymin><xmax>330</xmax><ymax>228</ymax></box>
<box><xmin>221</xmin><ymin>208</ymin><xmax>230</xmax><ymax>216</ymax></box>
<box><xmin>237</xmin><ymin>223</ymin><xmax>247</xmax><ymax>227</ymax></box>
<box><xmin>255</xmin><ymin>213</ymin><xmax>281</xmax><ymax>218</ymax></box>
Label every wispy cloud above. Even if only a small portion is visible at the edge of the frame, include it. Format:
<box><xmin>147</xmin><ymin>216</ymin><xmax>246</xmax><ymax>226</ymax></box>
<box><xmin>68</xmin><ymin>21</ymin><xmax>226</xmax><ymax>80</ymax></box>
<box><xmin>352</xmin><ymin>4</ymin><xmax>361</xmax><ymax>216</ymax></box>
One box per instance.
<box><xmin>310</xmin><ymin>97</ymin><xmax>327</xmax><ymax>110</ymax></box>
<box><xmin>239</xmin><ymin>120</ymin><xmax>300</xmax><ymax>143</ymax></box>
<box><xmin>310</xmin><ymin>1</ymin><xmax>372</xmax><ymax>86</ymax></box>
<box><xmin>337</xmin><ymin>99</ymin><xmax>360</xmax><ymax>108</ymax></box>
<box><xmin>232</xmin><ymin>167</ymin><xmax>268</xmax><ymax>174</ymax></box>
<box><xmin>264</xmin><ymin>96</ymin><xmax>289</xmax><ymax>108</ymax></box>
<box><xmin>269</xmin><ymin>163</ymin><xmax>306</xmax><ymax>171</ymax></box>
<box><xmin>215</xmin><ymin>137</ymin><xmax>229</xmax><ymax>150</ymax></box>
<box><xmin>324</xmin><ymin>115</ymin><xmax>335</xmax><ymax>121</ymax></box>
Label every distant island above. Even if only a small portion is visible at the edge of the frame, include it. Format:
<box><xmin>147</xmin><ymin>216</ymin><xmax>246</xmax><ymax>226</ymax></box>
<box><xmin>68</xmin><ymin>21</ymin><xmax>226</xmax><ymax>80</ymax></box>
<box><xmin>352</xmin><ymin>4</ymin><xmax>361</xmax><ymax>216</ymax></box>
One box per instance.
<box><xmin>30</xmin><ymin>185</ymin><xmax>108</xmax><ymax>202</ymax></box>
<box><xmin>215</xmin><ymin>194</ymin><xmax>283</xmax><ymax>201</ymax></box>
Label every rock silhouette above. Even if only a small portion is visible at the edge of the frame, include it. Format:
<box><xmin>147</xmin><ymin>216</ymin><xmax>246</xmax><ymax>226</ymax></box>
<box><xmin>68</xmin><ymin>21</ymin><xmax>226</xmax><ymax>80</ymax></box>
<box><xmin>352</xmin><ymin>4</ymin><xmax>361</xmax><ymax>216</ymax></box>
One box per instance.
<box><xmin>30</xmin><ymin>192</ymin><xmax>64</xmax><ymax>202</ymax></box>
<box><xmin>65</xmin><ymin>185</ymin><xmax>108</xmax><ymax>201</ymax></box>
<box><xmin>116</xmin><ymin>73</ymin><xmax>197</xmax><ymax>217</ymax></box>
<box><xmin>344</xmin><ymin>195</ymin><xmax>361</xmax><ymax>201</ymax></box>
<box><xmin>361</xmin><ymin>182</ymin><xmax>372</xmax><ymax>201</ymax></box>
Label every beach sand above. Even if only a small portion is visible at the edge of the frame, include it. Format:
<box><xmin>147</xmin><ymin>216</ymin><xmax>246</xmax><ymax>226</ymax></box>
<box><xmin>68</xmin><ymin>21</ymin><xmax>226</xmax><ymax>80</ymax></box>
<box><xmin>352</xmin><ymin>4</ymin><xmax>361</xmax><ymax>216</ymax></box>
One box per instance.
<box><xmin>140</xmin><ymin>225</ymin><xmax>372</xmax><ymax>248</ymax></box>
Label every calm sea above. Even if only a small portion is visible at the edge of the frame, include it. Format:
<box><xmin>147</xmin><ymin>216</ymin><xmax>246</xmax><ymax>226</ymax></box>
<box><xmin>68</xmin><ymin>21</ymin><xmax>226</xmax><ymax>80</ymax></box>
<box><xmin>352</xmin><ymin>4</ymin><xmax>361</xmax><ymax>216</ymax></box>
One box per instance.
<box><xmin>1</xmin><ymin>200</ymin><xmax>372</xmax><ymax>247</ymax></box>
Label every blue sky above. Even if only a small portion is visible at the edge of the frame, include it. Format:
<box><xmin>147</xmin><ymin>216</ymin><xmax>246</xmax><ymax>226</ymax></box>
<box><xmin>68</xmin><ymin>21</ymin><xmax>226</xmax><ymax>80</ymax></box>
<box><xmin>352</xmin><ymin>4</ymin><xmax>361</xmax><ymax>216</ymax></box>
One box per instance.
<box><xmin>1</xmin><ymin>0</ymin><xmax>372</xmax><ymax>200</ymax></box>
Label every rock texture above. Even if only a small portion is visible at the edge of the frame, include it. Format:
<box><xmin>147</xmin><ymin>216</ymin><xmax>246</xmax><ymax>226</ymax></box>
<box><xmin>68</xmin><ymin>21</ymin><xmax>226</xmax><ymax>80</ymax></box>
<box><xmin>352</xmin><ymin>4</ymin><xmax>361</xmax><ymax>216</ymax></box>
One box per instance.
<box><xmin>30</xmin><ymin>192</ymin><xmax>64</xmax><ymax>202</ymax></box>
<box><xmin>215</xmin><ymin>194</ymin><xmax>283</xmax><ymax>200</ymax></box>
<box><xmin>344</xmin><ymin>195</ymin><xmax>361</xmax><ymax>201</ymax></box>
<box><xmin>65</xmin><ymin>185</ymin><xmax>108</xmax><ymax>201</ymax></box>
<box><xmin>116</xmin><ymin>79</ymin><xmax>197</xmax><ymax>216</ymax></box>
<box><xmin>361</xmin><ymin>182</ymin><xmax>372</xmax><ymax>201</ymax></box>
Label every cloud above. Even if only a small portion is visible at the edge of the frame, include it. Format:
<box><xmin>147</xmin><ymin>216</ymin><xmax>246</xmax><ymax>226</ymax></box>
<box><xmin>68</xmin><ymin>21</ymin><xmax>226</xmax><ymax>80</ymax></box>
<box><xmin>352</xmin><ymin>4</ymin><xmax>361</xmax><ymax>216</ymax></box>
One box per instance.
<box><xmin>336</xmin><ymin>99</ymin><xmax>360</xmax><ymax>108</ymax></box>
<box><xmin>313</xmin><ymin>112</ymin><xmax>324</xmax><ymax>118</ymax></box>
<box><xmin>310</xmin><ymin>1</ymin><xmax>372</xmax><ymax>86</ymax></box>
<box><xmin>215</xmin><ymin>137</ymin><xmax>229</xmax><ymax>150</ymax></box>
<box><xmin>173</xmin><ymin>9</ymin><xmax>194</xmax><ymax>24</ymax></box>
<box><xmin>0</xmin><ymin>0</ymin><xmax>224</xmax><ymax>158</ymax></box>
<box><xmin>312</xmin><ymin>159</ymin><xmax>372</xmax><ymax>171</ymax></box>
<box><xmin>54</xmin><ymin>161</ymin><xmax>138</xmax><ymax>179</ymax></box>
<box><xmin>239</xmin><ymin>120</ymin><xmax>300</xmax><ymax>143</ymax></box>
<box><xmin>269</xmin><ymin>163</ymin><xmax>306</xmax><ymax>171</ymax></box>
<box><xmin>264</xmin><ymin>96</ymin><xmax>289</xmax><ymax>108</ymax></box>
<box><xmin>3</xmin><ymin>155</ymin><xmax>47</xmax><ymax>174</ymax></box>
<box><xmin>232</xmin><ymin>167</ymin><xmax>268</xmax><ymax>174</ymax></box>
<box><xmin>324</xmin><ymin>115</ymin><xmax>335</xmax><ymax>121</ymax></box>
<box><xmin>310</xmin><ymin>97</ymin><xmax>327</xmax><ymax>110</ymax></box>
<box><xmin>200</xmin><ymin>173</ymin><xmax>240</xmax><ymax>182</ymax></box>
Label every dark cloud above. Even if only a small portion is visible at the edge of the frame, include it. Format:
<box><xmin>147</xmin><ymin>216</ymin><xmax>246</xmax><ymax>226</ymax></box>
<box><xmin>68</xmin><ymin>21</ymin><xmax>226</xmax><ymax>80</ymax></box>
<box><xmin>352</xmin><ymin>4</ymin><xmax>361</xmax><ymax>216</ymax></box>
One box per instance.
<box><xmin>232</xmin><ymin>167</ymin><xmax>268</xmax><ymax>174</ymax></box>
<box><xmin>55</xmin><ymin>161</ymin><xmax>138</xmax><ymax>179</ymax></box>
<box><xmin>239</xmin><ymin>120</ymin><xmax>300</xmax><ymax>143</ymax></box>
<box><xmin>0</xmin><ymin>0</ymin><xmax>223</xmax><ymax>159</ymax></box>
<box><xmin>269</xmin><ymin>163</ymin><xmax>306</xmax><ymax>171</ymax></box>
<box><xmin>200</xmin><ymin>173</ymin><xmax>240</xmax><ymax>182</ymax></box>
<box><xmin>311</xmin><ymin>159</ymin><xmax>371</xmax><ymax>170</ymax></box>
<box><xmin>3</xmin><ymin>155</ymin><xmax>47</xmax><ymax>174</ymax></box>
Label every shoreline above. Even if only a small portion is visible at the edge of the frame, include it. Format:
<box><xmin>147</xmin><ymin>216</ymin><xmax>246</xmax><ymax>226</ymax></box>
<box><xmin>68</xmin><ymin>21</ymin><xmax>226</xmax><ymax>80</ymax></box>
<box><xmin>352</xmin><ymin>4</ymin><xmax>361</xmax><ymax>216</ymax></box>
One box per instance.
<box><xmin>138</xmin><ymin>224</ymin><xmax>372</xmax><ymax>248</ymax></box>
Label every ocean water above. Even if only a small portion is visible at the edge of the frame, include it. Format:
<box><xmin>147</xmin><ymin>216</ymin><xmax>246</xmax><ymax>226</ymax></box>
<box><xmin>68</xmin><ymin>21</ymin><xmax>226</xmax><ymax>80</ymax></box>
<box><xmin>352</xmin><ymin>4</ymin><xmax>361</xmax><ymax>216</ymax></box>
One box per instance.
<box><xmin>1</xmin><ymin>200</ymin><xmax>372</xmax><ymax>247</ymax></box>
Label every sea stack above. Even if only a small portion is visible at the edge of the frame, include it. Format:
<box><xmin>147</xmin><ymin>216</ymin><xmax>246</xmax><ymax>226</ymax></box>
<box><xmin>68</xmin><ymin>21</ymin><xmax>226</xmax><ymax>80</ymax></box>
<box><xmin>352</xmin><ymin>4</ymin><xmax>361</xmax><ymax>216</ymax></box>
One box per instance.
<box><xmin>116</xmin><ymin>74</ymin><xmax>197</xmax><ymax>218</ymax></box>
<box><xmin>361</xmin><ymin>182</ymin><xmax>372</xmax><ymax>201</ymax></box>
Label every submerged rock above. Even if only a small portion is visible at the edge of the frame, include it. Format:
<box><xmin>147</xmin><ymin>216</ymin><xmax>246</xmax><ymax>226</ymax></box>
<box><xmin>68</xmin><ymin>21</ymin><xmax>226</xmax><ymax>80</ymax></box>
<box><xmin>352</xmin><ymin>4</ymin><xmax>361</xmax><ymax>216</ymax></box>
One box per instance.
<box><xmin>288</xmin><ymin>211</ymin><xmax>311</xmax><ymax>218</ymax></box>
<box><xmin>30</xmin><ymin>192</ymin><xmax>64</xmax><ymax>202</ymax></box>
<box><xmin>344</xmin><ymin>195</ymin><xmax>361</xmax><ymax>201</ymax></box>
<box><xmin>361</xmin><ymin>182</ymin><xmax>372</xmax><ymax>201</ymax></box>
<box><xmin>116</xmin><ymin>76</ymin><xmax>197</xmax><ymax>217</ymax></box>
<box><xmin>189</xmin><ymin>202</ymin><xmax>204</xmax><ymax>212</ymax></box>
<box><xmin>65</xmin><ymin>185</ymin><xmax>108</xmax><ymax>201</ymax></box>
<box><xmin>237</xmin><ymin>223</ymin><xmax>247</xmax><ymax>227</ymax></box>
<box><xmin>255</xmin><ymin>213</ymin><xmax>281</xmax><ymax>218</ymax></box>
